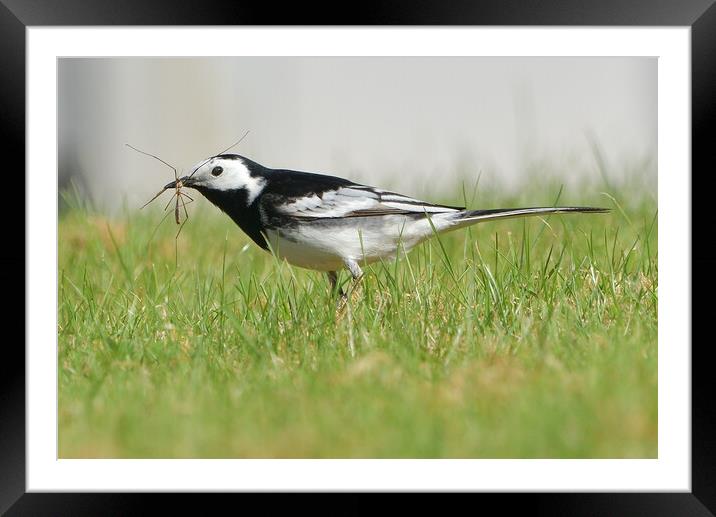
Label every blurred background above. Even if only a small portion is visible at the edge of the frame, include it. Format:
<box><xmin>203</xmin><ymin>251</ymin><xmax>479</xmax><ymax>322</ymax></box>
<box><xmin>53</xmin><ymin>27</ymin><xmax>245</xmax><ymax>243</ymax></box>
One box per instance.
<box><xmin>58</xmin><ymin>57</ymin><xmax>656</xmax><ymax>212</ymax></box>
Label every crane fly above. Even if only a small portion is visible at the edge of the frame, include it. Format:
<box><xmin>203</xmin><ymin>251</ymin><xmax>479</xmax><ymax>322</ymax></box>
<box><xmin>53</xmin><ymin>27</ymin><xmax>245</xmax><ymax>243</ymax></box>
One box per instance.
<box><xmin>127</xmin><ymin>131</ymin><xmax>250</xmax><ymax>242</ymax></box>
<box><xmin>127</xmin><ymin>143</ymin><xmax>194</xmax><ymax>239</ymax></box>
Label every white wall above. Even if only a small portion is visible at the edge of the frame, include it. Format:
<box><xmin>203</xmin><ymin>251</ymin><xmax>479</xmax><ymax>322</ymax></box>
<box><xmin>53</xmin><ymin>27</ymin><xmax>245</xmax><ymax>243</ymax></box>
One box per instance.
<box><xmin>58</xmin><ymin>57</ymin><xmax>656</xmax><ymax>210</ymax></box>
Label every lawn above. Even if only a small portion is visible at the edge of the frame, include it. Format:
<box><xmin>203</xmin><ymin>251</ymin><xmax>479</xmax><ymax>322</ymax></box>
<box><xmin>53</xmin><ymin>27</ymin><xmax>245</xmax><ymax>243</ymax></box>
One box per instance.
<box><xmin>58</xmin><ymin>176</ymin><xmax>657</xmax><ymax>458</ymax></box>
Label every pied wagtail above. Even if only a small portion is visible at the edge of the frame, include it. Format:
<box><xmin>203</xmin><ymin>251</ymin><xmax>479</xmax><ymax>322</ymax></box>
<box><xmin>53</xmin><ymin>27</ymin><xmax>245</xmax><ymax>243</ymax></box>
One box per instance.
<box><xmin>170</xmin><ymin>154</ymin><xmax>608</xmax><ymax>296</ymax></box>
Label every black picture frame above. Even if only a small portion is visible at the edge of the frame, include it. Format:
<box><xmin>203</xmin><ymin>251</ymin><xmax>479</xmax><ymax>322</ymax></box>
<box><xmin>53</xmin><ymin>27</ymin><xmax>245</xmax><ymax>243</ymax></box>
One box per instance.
<box><xmin>4</xmin><ymin>0</ymin><xmax>712</xmax><ymax>513</ymax></box>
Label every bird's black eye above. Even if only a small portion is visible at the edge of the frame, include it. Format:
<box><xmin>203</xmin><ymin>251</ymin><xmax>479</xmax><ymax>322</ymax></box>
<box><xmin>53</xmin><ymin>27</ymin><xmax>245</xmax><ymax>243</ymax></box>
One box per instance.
<box><xmin>211</xmin><ymin>166</ymin><xmax>223</xmax><ymax>177</ymax></box>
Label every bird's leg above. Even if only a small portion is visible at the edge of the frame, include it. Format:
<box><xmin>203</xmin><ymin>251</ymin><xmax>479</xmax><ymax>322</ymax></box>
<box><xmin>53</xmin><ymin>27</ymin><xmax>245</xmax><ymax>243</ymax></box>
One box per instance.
<box><xmin>336</xmin><ymin>260</ymin><xmax>364</xmax><ymax>316</ymax></box>
<box><xmin>346</xmin><ymin>259</ymin><xmax>364</xmax><ymax>298</ymax></box>
<box><xmin>327</xmin><ymin>271</ymin><xmax>346</xmax><ymax>300</ymax></box>
<box><xmin>346</xmin><ymin>259</ymin><xmax>363</xmax><ymax>281</ymax></box>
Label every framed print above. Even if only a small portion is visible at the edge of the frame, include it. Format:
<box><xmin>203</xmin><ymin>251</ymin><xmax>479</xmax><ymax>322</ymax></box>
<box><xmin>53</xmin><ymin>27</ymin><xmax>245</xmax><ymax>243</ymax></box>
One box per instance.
<box><xmin>5</xmin><ymin>0</ymin><xmax>713</xmax><ymax>513</ymax></box>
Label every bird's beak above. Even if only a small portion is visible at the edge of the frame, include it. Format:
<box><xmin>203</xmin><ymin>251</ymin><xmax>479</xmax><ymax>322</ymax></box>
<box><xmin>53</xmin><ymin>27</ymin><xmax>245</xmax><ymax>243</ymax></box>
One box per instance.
<box><xmin>165</xmin><ymin>176</ymin><xmax>196</xmax><ymax>189</ymax></box>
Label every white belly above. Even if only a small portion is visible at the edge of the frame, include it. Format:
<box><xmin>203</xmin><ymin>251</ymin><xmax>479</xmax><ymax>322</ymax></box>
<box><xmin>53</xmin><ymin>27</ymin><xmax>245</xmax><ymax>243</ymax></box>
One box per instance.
<box><xmin>264</xmin><ymin>214</ymin><xmax>455</xmax><ymax>272</ymax></box>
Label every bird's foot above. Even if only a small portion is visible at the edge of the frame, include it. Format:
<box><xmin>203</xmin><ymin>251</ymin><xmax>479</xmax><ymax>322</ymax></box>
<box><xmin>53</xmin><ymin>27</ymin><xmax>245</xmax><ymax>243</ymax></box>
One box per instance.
<box><xmin>349</xmin><ymin>276</ymin><xmax>363</xmax><ymax>303</ymax></box>
<box><xmin>334</xmin><ymin>275</ymin><xmax>363</xmax><ymax>321</ymax></box>
<box><xmin>335</xmin><ymin>293</ymin><xmax>349</xmax><ymax>320</ymax></box>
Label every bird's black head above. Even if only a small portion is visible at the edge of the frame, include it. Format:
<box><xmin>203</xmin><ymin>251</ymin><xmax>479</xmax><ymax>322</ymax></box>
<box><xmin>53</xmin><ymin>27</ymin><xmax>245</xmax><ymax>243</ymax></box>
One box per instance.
<box><xmin>177</xmin><ymin>154</ymin><xmax>268</xmax><ymax>206</ymax></box>
<box><xmin>175</xmin><ymin>154</ymin><xmax>270</xmax><ymax>249</ymax></box>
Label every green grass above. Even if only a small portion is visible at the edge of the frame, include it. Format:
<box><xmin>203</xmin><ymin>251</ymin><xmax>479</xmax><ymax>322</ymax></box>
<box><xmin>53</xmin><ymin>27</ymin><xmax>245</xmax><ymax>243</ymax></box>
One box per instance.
<box><xmin>58</xmin><ymin>178</ymin><xmax>657</xmax><ymax>458</ymax></box>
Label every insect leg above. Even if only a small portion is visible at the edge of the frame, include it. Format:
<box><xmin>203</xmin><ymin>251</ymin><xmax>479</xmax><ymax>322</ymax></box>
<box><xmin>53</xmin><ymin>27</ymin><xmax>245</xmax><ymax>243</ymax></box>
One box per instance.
<box><xmin>178</xmin><ymin>191</ymin><xmax>194</xmax><ymax>202</ymax></box>
<box><xmin>163</xmin><ymin>193</ymin><xmax>176</xmax><ymax>212</ymax></box>
<box><xmin>175</xmin><ymin>210</ymin><xmax>188</xmax><ymax>239</ymax></box>
<box><xmin>145</xmin><ymin>203</ymin><xmax>175</xmax><ymax>247</ymax></box>
<box><xmin>179</xmin><ymin>191</ymin><xmax>190</xmax><ymax>220</ymax></box>
<box><xmin>141</xmin><ymin>187</ymin><xmax>169</xmax><ymax>209</ymax></box>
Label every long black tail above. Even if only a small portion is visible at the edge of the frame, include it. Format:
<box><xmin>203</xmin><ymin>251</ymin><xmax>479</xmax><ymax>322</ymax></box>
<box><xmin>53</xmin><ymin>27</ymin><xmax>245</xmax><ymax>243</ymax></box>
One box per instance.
<box><xmin>454</xmin><ymin>206</ymin><xmax>609</xmax><ymax>227</ymax></box>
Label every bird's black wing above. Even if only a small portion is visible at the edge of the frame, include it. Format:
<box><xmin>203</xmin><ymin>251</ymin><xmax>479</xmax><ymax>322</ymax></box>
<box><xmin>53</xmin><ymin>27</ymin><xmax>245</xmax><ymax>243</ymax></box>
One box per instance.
<box><xmin>260</xmin><ymin>169</ymin><xmax>463</xmax><ymax>220</ymax></box>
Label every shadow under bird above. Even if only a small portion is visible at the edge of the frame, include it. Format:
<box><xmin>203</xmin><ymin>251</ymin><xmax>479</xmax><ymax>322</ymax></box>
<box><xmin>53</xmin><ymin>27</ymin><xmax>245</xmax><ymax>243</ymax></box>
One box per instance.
<box><xmin>166</xmin><ymin>154</ymin><xmax>608</xmax><ymax>296</ymax></box>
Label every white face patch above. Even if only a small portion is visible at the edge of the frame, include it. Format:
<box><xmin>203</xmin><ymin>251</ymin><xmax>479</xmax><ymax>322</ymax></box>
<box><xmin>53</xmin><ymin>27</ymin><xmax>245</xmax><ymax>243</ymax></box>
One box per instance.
<box><xmin>187</xmin><ymin>156</ymin><xmax>266</xmax><ymax>204</ymax></box>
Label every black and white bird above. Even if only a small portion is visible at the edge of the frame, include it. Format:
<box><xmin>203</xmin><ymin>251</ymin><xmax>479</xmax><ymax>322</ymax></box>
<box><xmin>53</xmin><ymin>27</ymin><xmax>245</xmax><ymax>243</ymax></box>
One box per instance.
<box><xmin>172</xmin><ymin>154</ymin><xmax>608</xmax><ymax>295</ymax></box>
